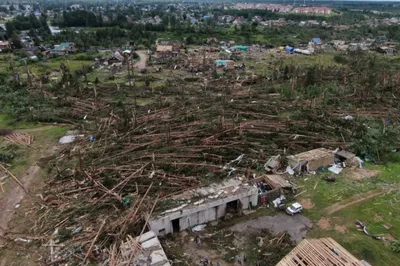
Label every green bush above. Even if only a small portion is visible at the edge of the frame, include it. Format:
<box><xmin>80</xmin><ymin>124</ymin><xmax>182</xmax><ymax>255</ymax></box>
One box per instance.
<box><xmin>333</xmin><ymin>54</ymin><xmax>348</xmax><ymax>64</ymax></box>
<box><xmin>391</xmin><ymin>240</ymin><xmax>400</xmax><ymax>253</ymax></box>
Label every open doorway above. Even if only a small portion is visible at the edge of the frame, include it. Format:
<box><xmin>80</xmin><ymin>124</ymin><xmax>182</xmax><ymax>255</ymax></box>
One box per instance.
<box><xmin>172</xmin><ymin>218</ymin><xmax>180</xmax><ymax>233</ymax></box>
<box><xmin>226</xmin><ymin>199</ymin><xmax>241</xmax><ymax>214</ymax></box>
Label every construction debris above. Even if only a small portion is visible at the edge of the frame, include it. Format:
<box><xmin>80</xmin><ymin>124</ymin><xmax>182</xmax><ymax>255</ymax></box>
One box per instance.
<box><xmin>4</xmin><ymin>132</ymin><xmax>33</xmax><ymax>145</ymax></box>
<box><xmin>277</xmin><ymin>238</ymin><xmax>365</xmax><ymax>266</ymax></box>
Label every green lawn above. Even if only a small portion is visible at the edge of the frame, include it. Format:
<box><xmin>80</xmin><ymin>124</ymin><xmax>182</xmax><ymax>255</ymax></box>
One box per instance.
<box><xmin>296</xmin><ymin>162</ymin><xmax>400</xmax><ymax>266</ymax></box>
<box><xmin>0</xmin><ymin>114</ymin><xmax>38</xmax><ymax>129</ymax></box>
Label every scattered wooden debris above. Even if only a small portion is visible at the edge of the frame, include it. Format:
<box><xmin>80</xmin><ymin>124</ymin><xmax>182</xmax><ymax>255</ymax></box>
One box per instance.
<box><xmin>3</xmin><ymin>132</ymin><xmax>33</xmax><ymax>145</ymax></box>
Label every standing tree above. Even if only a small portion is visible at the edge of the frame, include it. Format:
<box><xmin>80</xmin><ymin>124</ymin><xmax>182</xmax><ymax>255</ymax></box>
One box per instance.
<box><xmin>10</xmin><ymin>33</ymin><xmax>22</xmax><ymax>49</ymax></box>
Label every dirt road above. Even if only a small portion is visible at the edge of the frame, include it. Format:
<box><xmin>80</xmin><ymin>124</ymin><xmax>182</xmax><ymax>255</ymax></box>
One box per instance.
<box><xmin>134</xmin><ymin>50</ymin><xmax>148</xmax><ymax>69</ymax></box>
<box><xmin>324</xmin><ymin>189</ymin><xmax>385</xmax><ymax>215</ymax></box>
<box><xmin>0</xmin><ymin>128</ymin><xmax>59</xmax><ymax>246</ymax></box>
<box><xmin>0</xmin><ymin>165</ymin><xmax>40</xmax><ymax>240</ymax></box>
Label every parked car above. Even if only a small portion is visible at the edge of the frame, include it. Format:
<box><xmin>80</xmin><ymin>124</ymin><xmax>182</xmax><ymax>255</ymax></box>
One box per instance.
<box><xmin>286</xmin><ymin>202</ymin><xmax>303</xmax><ymax>215</ymax></box>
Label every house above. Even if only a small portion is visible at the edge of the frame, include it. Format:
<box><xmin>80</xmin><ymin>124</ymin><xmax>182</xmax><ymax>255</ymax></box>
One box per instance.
<box><xmin>0</xmin><ymin>25</ymin><xmax>6</xmax><ymax>39</ymax></box>
<box><xmin>312</xmin><ymin>37</ymin><xmax>323</xmax><ymax>45</ymax></box>
<box><xmin>156</xmin><ymin>40</ymin><xmax>181</xmax><ymax>59</ymax></box>
<box><xmin>207</xmin><ymin>37</ymin><xmax>218</xmax><ymax>45</ymax></box>
<box><xmin>111</xmin><ymin>231</ymin><xmax>171</xmax><ymax>266</ymax></box>
<box><xmin>232</xmin><ymin>17</ymin><xmax>243</xmax><ymax>25</ymax></box>
<box><xmin>53</xmin><ymin>42</ymin><xmax>76</xmax><ymax>55</ymax></box>
<box><xmin>332</xmin><ymin>40</ymin><xmax>346</xmax><ymax>46</ymax></box>
<box><xmin>0</xmin><ymin>41</ymin><xmax>10</xmax><ymax>52</ymax></box>
<box><xmin>377</xmin><ymin>46</ymin><xmax>397</xmax><ymax>55</ymax></box>
<box><xmin>49</xmin><ymin>26</ymin><xmax>61</xmax><ymax>35</ymax></box>
<box><xmin>287</xmin><ymin>148</ymin><xmax>334</xmax><ymax>173</ymax></box>
<box><xmin>107</xmin><ymin>51</ymin><xmax>125</xmax><ymax>65</ymax></box>
<box><xmin>149</xmin><ymin>179</ymin><xmax>258</xmax><ymax>236</ymax></box>
<box><xmin>277</xmin><ymin>238</ymin><xmax>365</xmax><ymax>266</ymax></box>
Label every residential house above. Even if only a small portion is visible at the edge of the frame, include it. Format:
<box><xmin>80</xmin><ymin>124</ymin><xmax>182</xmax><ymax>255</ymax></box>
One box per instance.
<box><xmin>232</xmin><ymin>17</ymin><xmax>243</xmax><ymax>25</ymax></box>
<box><xmin>377</xmin><ymin>46</ymin><xmax>397</xmax><ymax>55</ymax></box>
<box><xmin>0</xmin><ymin>41</ymin><xmax>10</xmax><ymax>52</ymax></box>
<box><xmin>52</xmin><ymin>42</ymin><xmax>77</xmax><ymax>56</ymax></box>
<box><xmin>107</xmin><ymin>51</ymin><xmax>125</xmax><ymax>65</ymax></box>
<box><xmin>0</xmin><ymin>25</ymin><xmax>6</xmax><ymax>40</ymax></box>
<box><xmin>312</xmin><ymin>37</ymin><xmax>323</xmax><ymax>48</ymax></box>
<box><xmin>156</xmin><ymin>40</ymin><xmax>181</xmax><ymax>59</ymax></box>
<box><xmin>206</xmin><ymin>37</ymin><xmax>218</xmax><ymax>45</ymax></box>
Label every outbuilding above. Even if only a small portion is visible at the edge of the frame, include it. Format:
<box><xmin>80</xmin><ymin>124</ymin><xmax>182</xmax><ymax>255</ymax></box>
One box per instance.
<box><xmin>287</xmin><ymin>148</ymin><xmax>334</xmax><ymax>173</ymax></box>
<box><xmin>149</xmin><ymin>179</ymin><xmax>258</xmax><ymax>236</ymax></box>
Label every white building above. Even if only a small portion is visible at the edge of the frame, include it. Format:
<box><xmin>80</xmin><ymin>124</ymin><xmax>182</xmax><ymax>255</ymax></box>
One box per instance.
<box><xmin>149</xmin><ymin>179</ymin><xmax>258</xmax><ymax>236</ymax></box>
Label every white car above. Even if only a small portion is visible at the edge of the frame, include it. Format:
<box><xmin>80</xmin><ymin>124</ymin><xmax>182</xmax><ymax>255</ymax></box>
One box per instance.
<box><xmin>286</xmin><ymin>202</ymin><xmax>303</xmax><ymax>216</ymax></box>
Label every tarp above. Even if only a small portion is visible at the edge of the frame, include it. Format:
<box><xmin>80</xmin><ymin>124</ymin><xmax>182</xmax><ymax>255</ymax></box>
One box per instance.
<box><xmin>59</xmin><ymin>135</ymin><xmax>76</xmax><ymax>144</ymax></box>
<box><xmin>285</xmin><ymin>45</ymin><xmax>295</xmax><ymax>54</ymax></box>
<box><xmin>312</xmin><ymin>37</ymin><xmax>322</xmax><ymax>45</ymax></box>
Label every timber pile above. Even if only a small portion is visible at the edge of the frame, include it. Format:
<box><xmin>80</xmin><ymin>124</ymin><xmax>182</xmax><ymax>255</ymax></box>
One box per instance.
<box><xmin>4</xmin><ymin>132</ymin><xmax>33</xmax><ymax>145</ymax></box>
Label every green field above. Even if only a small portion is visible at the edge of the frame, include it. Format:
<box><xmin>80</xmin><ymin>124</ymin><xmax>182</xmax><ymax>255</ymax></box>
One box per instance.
<box><xmin>296</xmin><ymin>162</ymin><xmax>400</xmax><ymax>266</ymax></box>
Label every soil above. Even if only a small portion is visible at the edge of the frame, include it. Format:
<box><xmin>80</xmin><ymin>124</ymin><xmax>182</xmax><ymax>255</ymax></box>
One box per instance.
<box><xmin>385</xmin><ymin>234</ymin><xmax>396</xmax><ymax>241</ymax></box>
<box><xmin>298</xmin><ymin>198</ymin><xmax>314</xmax><ymax>209</ymax></box>
<box><xmin>345</xmin><ymin>168</ymin><xmax>380</xmax><ymax>181</ymax></box>
<box><xmin>134</xmin><ymin>50</ymin><xmax>148</xmax><ymax>69</ymax></box>
<box><xmin>317</xmin><ymin>218</ymin><xmax>332</xmax><ymax>230</ymax></box>
<box><xmin>0</xmin><ymin>165</ymin><xmax>40</xmax><ymax>242</ymax></box>
<box><xmin>324</xmin><ymin>189</ymin><xmax>385</xmax><ymax>215</ymax></box>
<box><xmin>229</xmin><ymin>213</ymin><xmax>313</xmax><ymax>243</ymax></box>
<box><xmin>334</xmin><ymin>224</ymin><xmax>347</xmax><ymax>233</ymax></box>
<box><xmin>0</xmin><ymin>129</ymin><xmax>60</xmax><ymax>266</ymax></box>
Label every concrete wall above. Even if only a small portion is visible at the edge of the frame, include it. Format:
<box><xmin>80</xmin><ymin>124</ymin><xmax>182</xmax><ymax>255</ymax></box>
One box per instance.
<box><xmin>150</xmin><ymin>188</ymin><xmax>258</xmax><ymax>235</ymax></box>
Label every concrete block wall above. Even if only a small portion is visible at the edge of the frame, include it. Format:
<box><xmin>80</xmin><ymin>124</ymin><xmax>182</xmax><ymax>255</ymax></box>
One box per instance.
<box><xmin>149</xmin><ymin>188</ymin><xmax>258</xmax><ymax>236</ymax></box>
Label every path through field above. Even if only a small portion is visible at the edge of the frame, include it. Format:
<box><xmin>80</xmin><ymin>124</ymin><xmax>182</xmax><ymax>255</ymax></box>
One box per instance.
<box><xmin>324</xmin><ymin>189</ymin><xmax>385</xmax><ymax>215</ymax></box>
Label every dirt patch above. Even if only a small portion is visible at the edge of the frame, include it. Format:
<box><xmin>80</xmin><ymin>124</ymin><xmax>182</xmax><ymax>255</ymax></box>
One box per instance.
<box><xmin>324</xmin><ymin>189</ymin><xmax>384</xmax><ymax>215</ymax></box>
<box><xmin>345</xmin><ymin>168</ymin><xmax>380</xmax><ymax>181</ymax></box>
<box><xmin>298</xmin><ymin>198</ymin><xmax>314</xmax><ymax>209</ymax></box>
<box><xmin>229</xmin><ymin>213</ymin><xmax>313</xmax><ymax>243</ymax></box>
<box><xmin>385</xmin><ymin>234</ymin><xmax>396</xmax><ymax>241</ymax></box>
<box><xmin>134</xmin><ymin>50</ymin><xmax>148</xmax><ymax>69</ymax></box>
<box><xmin>335</xmin><ymin>224</ymin><xmax>347</xmax><ymax>233</ymax></box>
<box><xmin>317</xmin><ymin>218</ymin><xmax>332</xmax><ymax>230</ymax></box>
<box><xmin>374</xmin><ymin>214</ymin><xmax>384</xmax><ymax>222</ymax></box>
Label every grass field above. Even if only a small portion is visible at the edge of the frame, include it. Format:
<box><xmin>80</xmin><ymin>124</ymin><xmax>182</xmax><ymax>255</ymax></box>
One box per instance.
<box><xmin>296</xmin><ymin>162</ymin><xmax>400</xmax><ymax>266</ymax></box>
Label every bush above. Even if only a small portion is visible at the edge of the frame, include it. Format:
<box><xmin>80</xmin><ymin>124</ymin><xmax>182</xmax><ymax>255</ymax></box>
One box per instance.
<box><xmin>391</xmin><ymin>240</ymin><xmax>400</xmax><ymax>253</ymax></box>
<box><xmin>334</xmin><ymin>54</ymin><xmax>348</xmax><ymax>64</ymax></box>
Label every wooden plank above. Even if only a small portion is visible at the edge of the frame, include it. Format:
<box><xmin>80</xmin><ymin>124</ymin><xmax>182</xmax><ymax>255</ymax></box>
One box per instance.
<box><xmin>277</xmin><ymin>238</ymin><xmax>364</xmax><ymax>266</ymax></box>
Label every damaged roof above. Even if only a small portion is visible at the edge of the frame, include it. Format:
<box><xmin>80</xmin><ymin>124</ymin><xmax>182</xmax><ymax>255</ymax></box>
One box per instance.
<box><xmin>153</xmin><ymin>179</ymin><xmax>257</xmax><ymax>217</ymax></box>
<box><xmin>277</xmin><ymin>238</ymin><xmax>364</xmax><ymax>266</ymax></box>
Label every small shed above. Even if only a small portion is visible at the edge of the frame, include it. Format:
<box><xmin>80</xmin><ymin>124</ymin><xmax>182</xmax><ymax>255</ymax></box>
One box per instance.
<box><xmin>249</xmin><ymin>175</ymin><xmax>290</xmax><ymax>205</ymax></box>
<box><xmin>287</xmin><ymin>148</ymin><xmax>334</xmax><ymax>172</ymax></box>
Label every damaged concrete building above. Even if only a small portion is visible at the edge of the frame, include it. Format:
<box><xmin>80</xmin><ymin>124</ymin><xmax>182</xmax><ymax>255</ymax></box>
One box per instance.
<box><xmin>287</xmin><ymin>148</ymin><xmax>334</xmax><ymax>172</ymax></box>
<box><xmin>149</xmin><ymin>179</ymin><xmax>258</xmax><ymax>236</ymax></box>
